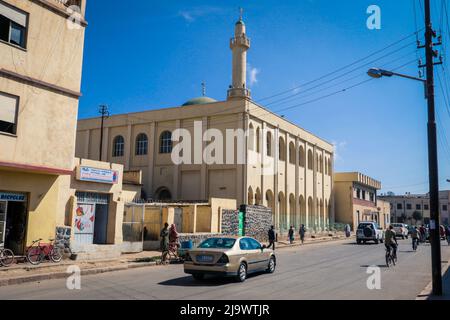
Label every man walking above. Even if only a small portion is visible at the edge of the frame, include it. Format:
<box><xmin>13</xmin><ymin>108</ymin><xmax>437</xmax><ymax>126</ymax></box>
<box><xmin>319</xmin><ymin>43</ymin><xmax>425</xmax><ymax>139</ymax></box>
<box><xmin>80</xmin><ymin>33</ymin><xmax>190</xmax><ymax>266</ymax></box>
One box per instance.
<box><xmin>299</xmin><ymin>224</ymin><xmax>306</xmax><ymax>245</ymax></box>
<box><xmin>268</xmin><ymin>226</ymin><xmax>276</xmax><ymax>251</ymax></box>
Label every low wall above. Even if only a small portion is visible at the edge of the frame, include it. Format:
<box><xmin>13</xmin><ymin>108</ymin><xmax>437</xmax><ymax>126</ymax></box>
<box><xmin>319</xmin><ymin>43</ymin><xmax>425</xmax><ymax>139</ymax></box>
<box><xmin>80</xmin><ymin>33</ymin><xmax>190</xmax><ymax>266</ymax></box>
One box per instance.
<box><xmin>241</xmin><ymin>205</ymin><xmax>273</xmax><ymax>242</ymax></box>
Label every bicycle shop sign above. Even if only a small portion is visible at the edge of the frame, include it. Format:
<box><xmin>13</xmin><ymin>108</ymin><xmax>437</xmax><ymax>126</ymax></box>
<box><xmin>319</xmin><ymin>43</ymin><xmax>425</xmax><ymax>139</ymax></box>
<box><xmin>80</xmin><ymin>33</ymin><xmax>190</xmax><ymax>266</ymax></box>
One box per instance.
<box><xmin>76</xmin><ymin>166</ymin><xmax>119</xmax><ymax>184</ymax></box>
<box><xmin>0</xmin><ymin>192</ymin><xmax>26</xmax><ymax>202</ymax></box>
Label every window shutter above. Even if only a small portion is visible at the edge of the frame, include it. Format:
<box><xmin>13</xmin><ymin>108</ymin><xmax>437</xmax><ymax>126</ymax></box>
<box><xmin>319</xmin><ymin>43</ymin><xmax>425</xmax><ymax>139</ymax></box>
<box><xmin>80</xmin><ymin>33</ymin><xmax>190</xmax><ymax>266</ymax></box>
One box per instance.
<box><xmin>0</xmin><ymin>93</ymin><xmax>18</xmax><ymax>124</ymax></box>
<box><xmin>0</xmin><ymin>3</ymin><xmax>27</xmax><ymax>27</ymax></box>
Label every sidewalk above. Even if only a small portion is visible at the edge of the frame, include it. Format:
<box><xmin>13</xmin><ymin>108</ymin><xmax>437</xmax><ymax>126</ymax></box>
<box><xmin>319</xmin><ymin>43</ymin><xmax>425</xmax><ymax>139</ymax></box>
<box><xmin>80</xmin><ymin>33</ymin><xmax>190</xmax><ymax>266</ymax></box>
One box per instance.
<box><xmin>0</xmin><ymin>233</ymin><xmax>351</xmax><ymax>288</ymax></box>
<box><xmin>416</xmin><ymin>261</ymin><xmax>450</xmax><ymax>300</ymax></box>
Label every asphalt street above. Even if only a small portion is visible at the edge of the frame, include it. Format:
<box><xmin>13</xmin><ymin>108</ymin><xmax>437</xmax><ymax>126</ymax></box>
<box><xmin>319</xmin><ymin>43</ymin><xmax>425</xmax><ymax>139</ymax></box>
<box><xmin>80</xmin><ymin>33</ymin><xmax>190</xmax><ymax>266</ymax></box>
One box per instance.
<box><xmin>1</xmin><ymin>238</ymin><xmax>449</xmax><ymax>300</ymax></box>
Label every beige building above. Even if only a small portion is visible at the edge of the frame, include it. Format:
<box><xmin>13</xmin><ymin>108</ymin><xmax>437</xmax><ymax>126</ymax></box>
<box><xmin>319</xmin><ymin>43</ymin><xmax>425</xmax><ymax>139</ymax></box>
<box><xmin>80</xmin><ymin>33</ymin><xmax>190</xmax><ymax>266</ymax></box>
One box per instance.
<box><xmin>379</xmin><ymin>191</ymin><xmax>450</xmax><ymax>225</ymax></box>
<box><xmin>76</xmin><ymin>16</ymin><xmax>335</xmax><ymax>233</ymax></box>
<box><xmin>334</xmin><ymin>172</ymin><xmax>390</xmax><ymax>231</ymax></box>
<box><xmin>0</xmin><ymin>0</ymin><xmax>141</xmax><ymax>259</ymax></box>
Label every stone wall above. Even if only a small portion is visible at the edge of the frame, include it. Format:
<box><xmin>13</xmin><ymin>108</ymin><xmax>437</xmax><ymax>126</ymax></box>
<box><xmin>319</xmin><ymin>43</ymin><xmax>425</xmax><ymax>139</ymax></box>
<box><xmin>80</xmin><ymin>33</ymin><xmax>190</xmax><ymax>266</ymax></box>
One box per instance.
<box><xmin>221</xmin><ymin>209</ymin><xmax>240</xmax><ymax>236</ymax></box>
<box><xmin>241</xmin><ymin>205</ymin><xmax>273</xmax><ymax>242</ymax></box>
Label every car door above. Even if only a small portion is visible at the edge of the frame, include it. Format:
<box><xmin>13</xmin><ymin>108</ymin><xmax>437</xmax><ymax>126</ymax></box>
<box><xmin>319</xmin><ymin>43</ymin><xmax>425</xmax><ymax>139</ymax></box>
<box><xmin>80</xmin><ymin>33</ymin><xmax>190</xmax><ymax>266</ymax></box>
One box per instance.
<box><xmin>239</xmin><ymin>238</ymin><xmax>259</xmax><ymax>272</ymax></box>
<box><xmin>247</xmin><ymin>238</ymin><xmax>269</xmax><ymax>271</ymax></box>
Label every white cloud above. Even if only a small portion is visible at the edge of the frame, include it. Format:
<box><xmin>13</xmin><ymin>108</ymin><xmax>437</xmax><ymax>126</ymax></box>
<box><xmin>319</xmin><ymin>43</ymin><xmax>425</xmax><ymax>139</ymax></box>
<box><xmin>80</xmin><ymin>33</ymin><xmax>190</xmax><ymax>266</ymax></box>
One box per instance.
<box><xmin>332</xmin><ymin>140</ymin><xmax>347</xmax><ymax>162</ymax></box>
<box><xmin>248</xmin><ymin>66</ymin><xmax>260</xmax><ymax>86</ymax></box>
<box><xmin>178</xmin><ymin>7</ymin><xmax>223</xmax><ymax>23</ymax></box>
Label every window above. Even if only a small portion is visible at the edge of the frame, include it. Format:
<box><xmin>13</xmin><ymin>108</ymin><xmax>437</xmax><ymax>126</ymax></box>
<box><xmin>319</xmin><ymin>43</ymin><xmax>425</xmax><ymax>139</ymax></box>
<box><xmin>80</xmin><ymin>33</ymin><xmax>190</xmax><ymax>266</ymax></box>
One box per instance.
<box><xmin>289</xmin><ymin>142</ymin><xmax>295</xmax><ymax>164</ymax></box>
<box><xmin>443</xmin><ymin>205</ymin><xmax>448</xmax><ymax>212</ymax></box>
<box><xmin>299</xmin><ymin>146</ymin><xmax>305</xmax><ymax>167</ymax></box>
<box><xmin>159</xmin><ymin>131</ymin><xmax>172</xmax><ymax>154</ymax></box>
<box><xmin>362</xmin><ymin>190</ymin><xmax>366</xmax><ymax>200</ymax></box>
<box><xmin>406</xmin><ymin>203</ymin><xmax>412</xmax><ymax>210</ymax></box>
<box><xmin>424</xmin><ymin>204</ymin><xmax>429</xmax><ymax>210</ymax></box>
<box><xmin>397</xmin><ymin>203</ymin><xmax>403</xmax><ymax>210</ymax></box>
<box><xmin>198</xmin><ymin>238</ymin><xmax>236</xmax><ymax>249</ymax></box>
<box><xmin>0</xmin><ymin>2</ymin><xmax>28</xmax><ymax>48</ymax></box>
<box><xmin>369</xmin><ymin>193</ymin><xmax>374</xmax><ymax>202</ymax></box>
<box><xmin>112</xmin><ymin>135</ymin><xmax>124</xmax><ymax>157</ymax></box>
<box><xmin>239</xmin><ymin>238</ymin><xmax>253</xmax><ymax>250</ymax></box>
<box><xmin>266</xmin><ymin>132</ymin><xmax>272</xmax><ymax>157</ymax></box>
<box><xmin>0</xmin><ymin>92</ymin><xmax>18</xmax><ymax>134</ymax></box>
<box><xmin>247</xmin><ymin>238</ymin><xmax>262</xmax><ymax>250</ymax></box>
<box><xmin>279</xmin><ymin>137</ymin><xmax>285</xmax><ymax>161</ymax></box>
<box><xmin>307</xmin><ymin>150</ymin><xmax>313</xmax><ymax>170</ymax></box>
<box><xmin>416</xmin><ymin>204</ymin><xmax>421</xmax><ymax>210</ymax></box>
<box><xmin>356</xmin><ymin>189</ymin><xmax>361</xmax><ymax>199</ymax></box>
<box><xmin>248</xmin><ymin>124</ymin><xmax>255</xmax><ymax>151</ymax></box>
<box><xmin>255</xmin><ymin>128</ymin><xmax>260</xmax><ymax>153</ymax></box>
<box><xmin>135</xmin><ymin>133</ymin><xmax>148</xmax><ymax>156</ymax></box>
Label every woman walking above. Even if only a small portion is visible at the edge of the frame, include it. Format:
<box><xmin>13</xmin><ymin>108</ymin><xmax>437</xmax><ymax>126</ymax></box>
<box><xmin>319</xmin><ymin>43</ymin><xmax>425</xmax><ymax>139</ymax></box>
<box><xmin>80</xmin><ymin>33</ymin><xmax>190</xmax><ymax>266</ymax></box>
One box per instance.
<box><xmin>288</xmin><ymin>226</ymin><xmax>295</xmax><ymax>244</ymax></box>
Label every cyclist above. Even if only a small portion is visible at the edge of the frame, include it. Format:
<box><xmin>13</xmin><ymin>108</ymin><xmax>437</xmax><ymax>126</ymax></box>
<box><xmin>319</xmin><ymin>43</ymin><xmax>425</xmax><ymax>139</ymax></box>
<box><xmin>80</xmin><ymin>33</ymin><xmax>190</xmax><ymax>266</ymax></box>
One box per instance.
<box><xmin>385</xmin><ymin>225</ymin><xmax>398</xmax><ymax>260</ymax></box>
<box><xmin>410</xmin><ymin>226</ymin><xmax>420</xmax><ymax>250</ymax></box>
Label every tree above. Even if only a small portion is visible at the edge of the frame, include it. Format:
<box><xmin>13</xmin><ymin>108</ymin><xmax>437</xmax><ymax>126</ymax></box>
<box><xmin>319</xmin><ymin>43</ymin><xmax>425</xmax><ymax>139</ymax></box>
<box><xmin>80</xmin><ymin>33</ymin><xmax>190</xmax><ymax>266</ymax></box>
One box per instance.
<box><xmin>412</xmin><ymin>211</ymin><xmax>423</xmax><ymax>224</ymax></box>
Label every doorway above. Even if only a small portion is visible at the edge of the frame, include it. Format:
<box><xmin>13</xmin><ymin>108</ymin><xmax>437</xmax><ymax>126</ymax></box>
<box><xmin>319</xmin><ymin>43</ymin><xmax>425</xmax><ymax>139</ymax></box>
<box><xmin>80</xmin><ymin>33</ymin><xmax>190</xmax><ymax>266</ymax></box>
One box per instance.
<box><xmin>0</xmin><ymin>193</ymin><xmax>28</xmax><ymax>255</ymax></box>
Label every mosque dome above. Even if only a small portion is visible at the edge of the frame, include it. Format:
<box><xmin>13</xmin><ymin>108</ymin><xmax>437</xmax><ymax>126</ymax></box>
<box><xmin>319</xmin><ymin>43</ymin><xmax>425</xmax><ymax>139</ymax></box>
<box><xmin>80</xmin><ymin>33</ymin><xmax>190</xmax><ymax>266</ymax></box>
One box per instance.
<box><xmin>182</xmin><ymin>96</ymin><xmax>217</xmax><ymax>106</ymax></box>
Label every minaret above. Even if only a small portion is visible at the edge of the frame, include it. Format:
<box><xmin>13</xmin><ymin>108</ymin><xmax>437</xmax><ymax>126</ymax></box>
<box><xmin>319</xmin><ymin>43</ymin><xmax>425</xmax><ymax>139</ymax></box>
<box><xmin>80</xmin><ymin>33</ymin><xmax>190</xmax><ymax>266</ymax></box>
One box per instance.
<box><xmin>227</xmin><ymin>9</ymin><xmax>251</xmax><ymax>100</ymax></box>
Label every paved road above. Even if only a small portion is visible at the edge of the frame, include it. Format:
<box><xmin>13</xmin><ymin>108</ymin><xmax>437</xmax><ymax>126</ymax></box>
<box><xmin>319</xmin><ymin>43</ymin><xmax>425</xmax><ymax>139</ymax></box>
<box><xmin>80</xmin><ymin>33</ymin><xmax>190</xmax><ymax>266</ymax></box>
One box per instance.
<box><xmin>1</xmin><ymin>238</ymin><xmax>449</xmax><ymax>300</ymax></box>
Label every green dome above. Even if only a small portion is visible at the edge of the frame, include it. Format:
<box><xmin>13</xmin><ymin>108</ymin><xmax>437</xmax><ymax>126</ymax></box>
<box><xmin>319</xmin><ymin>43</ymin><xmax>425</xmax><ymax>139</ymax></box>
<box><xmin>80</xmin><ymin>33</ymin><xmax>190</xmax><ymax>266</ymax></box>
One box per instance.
<box><xmin>182</xmin><ymin>96</ymin><xmax>217</xmax><ymax>106</ymax></box>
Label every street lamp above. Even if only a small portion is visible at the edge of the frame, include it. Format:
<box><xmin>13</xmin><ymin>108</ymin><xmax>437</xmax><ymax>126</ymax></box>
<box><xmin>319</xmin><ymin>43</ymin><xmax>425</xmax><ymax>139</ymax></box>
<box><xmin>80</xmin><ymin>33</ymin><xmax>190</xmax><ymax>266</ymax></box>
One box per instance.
<box><xmin>368</xmin><ymin>65</ymin><xmax>443</xmax><ymax>295</ymax></box>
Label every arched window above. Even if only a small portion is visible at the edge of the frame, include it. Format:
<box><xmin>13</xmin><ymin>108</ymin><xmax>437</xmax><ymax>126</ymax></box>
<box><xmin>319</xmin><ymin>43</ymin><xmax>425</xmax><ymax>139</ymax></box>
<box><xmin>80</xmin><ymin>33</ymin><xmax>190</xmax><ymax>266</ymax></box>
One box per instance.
<box><xmin>248</xmin><ymin>124</ymin><xmax>255</xmax><ymax>151</ymax></box>
<box><xmin>112</xmin><ymin>135</ymin><xmax>125</xmax><ymax>157</ymax></box>
<box><xmin>248</xmin><ymin>187</ymin><xmax>254</xmax><ymax>205</ymax></box>
<box><xmin>159</xmin><ymin>131</ymin><xmax>173</xmax><ymax>154</ymax></box>
<box><xmin>255</xmin><ymin>188</ymin><xmax>261</xmax><ymax>205</ymax></box>
<box><xmin>256</xmin><ymin>127</ymin><xmax>260</xmax><ymax>153</ymax></box>
<box><xmin>299</xmin><ymin>146</ymin><xmax>305</xmax><ymax>167</ymax></box>
<box><xmin>279</xmin><ymin>137</ymin><xmax>286</xmax><ymax>161</ymax></box>
<box><xmin>135</xmin><ymin>133</ymin><xmax>148</xmax><ymax>156</ymax></box>
<box><xmin>319</xmin><ymin>154</ymin><xmax>323</xmax><ymax>173</ymax></box>
<box><xmin>289</xmin><ymin>142</ymin><xmax>295</xmax><ymax>164</ymax></box>
<box><xmin>307</xmin><ymin>149</ymin><xmax>313</xmax><ymax>170</ymax></box>
<box><xmin>156</xmin><ymin>187</ymin><xmax>172</xmax><ymax>201</ymax></box>
<box><xmin>266</xmin><ymin>132</ymin><xmax>273</xmax><ymax>157</ymax></box>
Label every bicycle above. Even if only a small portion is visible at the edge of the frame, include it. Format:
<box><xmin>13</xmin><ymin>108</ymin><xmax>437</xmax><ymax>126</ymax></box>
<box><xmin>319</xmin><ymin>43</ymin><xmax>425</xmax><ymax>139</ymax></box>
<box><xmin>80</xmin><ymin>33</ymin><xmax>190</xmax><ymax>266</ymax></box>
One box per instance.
<box><xmin>385</xmin><ymin>244</ymin><xmax>397</xmax><ymax>267</ymax></box>
<box><xmin>161</xmin><ymin>241</ymin><xmax>183</xmax><ymax>265</ymax></box>
<box><xmin>26</xmin><ymin>238</ymin><xmax>62</xmax><ymax>265</ymax></box>
<box><xmin>412</xmin><ymin>237</ymin><xmax>419</xmax><ymax>251</ymax></box>
<box><xmin>0</xmin><ymin>246</ymin><xmax>15</xmax><ymax>267</ymax></box>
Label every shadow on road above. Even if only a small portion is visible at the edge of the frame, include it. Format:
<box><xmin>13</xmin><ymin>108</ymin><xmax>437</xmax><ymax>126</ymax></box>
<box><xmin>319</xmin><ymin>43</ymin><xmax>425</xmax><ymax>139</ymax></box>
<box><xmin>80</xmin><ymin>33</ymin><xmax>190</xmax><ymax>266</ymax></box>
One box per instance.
<box><xmin>158</xmin><ymin>272</ymin><xmax>266</xmax><ymax>287</ymax></box>
<box><xmin>342</xmin><ymin>242</ymin><xmax>379</xmax><ymax>246</ymax></box>
<box><xmin>360</xmin><ymin>264</ymin><xmax>389</xmax><ymax>268</ymax></box>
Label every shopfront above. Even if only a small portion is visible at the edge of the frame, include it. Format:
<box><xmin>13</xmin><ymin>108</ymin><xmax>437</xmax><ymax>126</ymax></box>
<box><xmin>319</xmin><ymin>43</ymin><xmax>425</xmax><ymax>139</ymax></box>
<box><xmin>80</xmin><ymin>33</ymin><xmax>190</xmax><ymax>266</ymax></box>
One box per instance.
<box><xmin>74</xmin><ymin>192</ymin><xmax>110</xmax><ymax>245</ymax></box>
<box><xmin>0</xmin><ymin>191</ymin><xmax>28</xmax><ymax>254</ymax></box>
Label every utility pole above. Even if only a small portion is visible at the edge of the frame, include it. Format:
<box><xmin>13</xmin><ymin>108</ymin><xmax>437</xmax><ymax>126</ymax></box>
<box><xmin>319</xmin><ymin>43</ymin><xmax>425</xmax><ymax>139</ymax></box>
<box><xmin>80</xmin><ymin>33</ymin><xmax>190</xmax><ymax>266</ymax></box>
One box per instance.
<box><xmin>419</xmin><ymin>0</ymin><xmax>443</xmax><ymax>296</ymax></box>
<box><xmin>98</xmin><ymin>105</ymin><xmax>109</xmax><ymax>162</ymax></box>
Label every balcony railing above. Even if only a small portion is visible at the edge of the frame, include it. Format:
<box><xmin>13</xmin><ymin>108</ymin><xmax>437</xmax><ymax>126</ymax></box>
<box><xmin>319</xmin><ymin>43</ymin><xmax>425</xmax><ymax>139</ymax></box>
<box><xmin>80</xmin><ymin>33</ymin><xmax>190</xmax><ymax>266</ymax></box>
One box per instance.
<box><xmin>52</xmin><ymin>0</ymin><xmax>82</xmax><ymax>8</ymax></box>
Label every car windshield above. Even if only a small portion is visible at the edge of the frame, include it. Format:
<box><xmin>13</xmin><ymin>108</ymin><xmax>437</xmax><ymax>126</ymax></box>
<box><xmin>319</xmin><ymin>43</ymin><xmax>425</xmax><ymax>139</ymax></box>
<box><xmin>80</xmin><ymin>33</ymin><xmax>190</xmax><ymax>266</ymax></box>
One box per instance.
<box><xmin>198</xmin><ymin>238</ymin><xmax>236</xmax><ymax>249</ymax></box>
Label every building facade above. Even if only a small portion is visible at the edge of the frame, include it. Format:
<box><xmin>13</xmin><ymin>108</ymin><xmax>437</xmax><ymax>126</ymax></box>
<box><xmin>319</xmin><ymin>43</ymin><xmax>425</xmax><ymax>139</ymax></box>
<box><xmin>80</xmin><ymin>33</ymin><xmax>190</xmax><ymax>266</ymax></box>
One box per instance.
<box><xmin>334</xmin><ymin>172</ymin><xmax>390</xmax><ymax>231</ymax></box>
<box><xmin>379</xmin><ymin>191</ymin><xmax>450</xmax><ymax>225</ymax></box>
<box><xmin>75</xmin><ymin>16</ymin><xmax>335</xmax><ymax>233</ymax></box>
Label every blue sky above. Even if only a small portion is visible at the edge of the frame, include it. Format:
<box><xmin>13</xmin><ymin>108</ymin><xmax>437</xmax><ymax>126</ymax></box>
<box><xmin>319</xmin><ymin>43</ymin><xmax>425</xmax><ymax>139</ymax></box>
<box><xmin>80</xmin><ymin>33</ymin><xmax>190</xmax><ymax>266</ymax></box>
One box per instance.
<box><xmin>78</xmin><ymin>0</ymin><xmax>450</xmax><ymax>195</ymax></box>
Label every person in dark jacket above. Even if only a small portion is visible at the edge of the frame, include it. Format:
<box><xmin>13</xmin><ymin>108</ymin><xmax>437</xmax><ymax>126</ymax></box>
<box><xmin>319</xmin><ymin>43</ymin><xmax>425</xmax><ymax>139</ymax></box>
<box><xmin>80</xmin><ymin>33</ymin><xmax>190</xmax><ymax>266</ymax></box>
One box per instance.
<box><xmin>160</xmin><ymin>223</ymin><xmax>170</xmax><ymax>262</ymax></box>
<box><xmin>268</xmin><ymin>226</ymin><xmax>276</xmax><ymax>250</ymax></box>
<box><xmin>299</xmin><ymin>224</ymin><xmax>306</xmax><ymax>244</ymax></box>
<box><xmin>288</xmin><ymin>226</ymin><xmax>295</xmax><ymax>244</ymax></box>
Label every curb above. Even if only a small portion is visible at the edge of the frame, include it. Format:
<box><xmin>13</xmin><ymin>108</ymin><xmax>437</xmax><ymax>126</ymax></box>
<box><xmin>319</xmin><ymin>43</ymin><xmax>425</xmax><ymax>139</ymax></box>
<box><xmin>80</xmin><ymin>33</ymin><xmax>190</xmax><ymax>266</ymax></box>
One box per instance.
<box><xmin>276</xmin><ymin>235</ymin><xmax>353</xmax><ymax>250</ymax></box>
<box><xmin>416</xmin><ymin>261</ymin><xmax>450</xmax><ymax>300</ymax></box>
<box><xmin>0</xmin><ymin>261</ymin><xmax>159</xmax><ymax>288</ymax></box>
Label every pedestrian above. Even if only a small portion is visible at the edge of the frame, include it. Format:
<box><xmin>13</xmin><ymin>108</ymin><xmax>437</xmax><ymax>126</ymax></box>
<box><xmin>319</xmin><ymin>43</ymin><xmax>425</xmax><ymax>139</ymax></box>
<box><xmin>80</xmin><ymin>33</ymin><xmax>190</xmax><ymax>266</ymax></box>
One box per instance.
<box><xmin>268</xmin><ymin>226</ymin><xmax>276</xmax><ymax>251</ymax></box>
<box><xmin>411</xmin><ymin>226</ymin><xmax>420</xmax><ymax>250</ymax></box>
<box><xmin>299</xmin><ymin>224</ymin><xmax>306</xmax><ymax>244</ymax></box>
<box><xmin>345</xmin><ymin>224</ymin><xmax>351</xmax><ymax>238</ymax></box>
<box><xmin>160</xmin><ymin>222</ymin><xmax>170</xmax><ymax>262</ymax></box>
<box><xmin>419</xmin><ymin>225</ymin><xmax>426</xmax><ymax>243</ymax></box>
<box><xmin>288</xmin><ymin>226</ymin><xmax>295</xmax><ymax>244</ymax></box>
<box><xmin>169</xmin><ymin>224</ymin><xmax>180</xmax><ymax>248</ymax></box>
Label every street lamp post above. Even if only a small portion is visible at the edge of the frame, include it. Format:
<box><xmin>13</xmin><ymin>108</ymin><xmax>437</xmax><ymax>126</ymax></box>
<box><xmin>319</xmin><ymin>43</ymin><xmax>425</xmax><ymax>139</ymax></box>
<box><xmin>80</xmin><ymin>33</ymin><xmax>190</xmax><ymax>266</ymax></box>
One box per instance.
<box><xmin>368</xmin><ymin>57</ymin><xmax>443</xmax><ymax>296</ymax></box>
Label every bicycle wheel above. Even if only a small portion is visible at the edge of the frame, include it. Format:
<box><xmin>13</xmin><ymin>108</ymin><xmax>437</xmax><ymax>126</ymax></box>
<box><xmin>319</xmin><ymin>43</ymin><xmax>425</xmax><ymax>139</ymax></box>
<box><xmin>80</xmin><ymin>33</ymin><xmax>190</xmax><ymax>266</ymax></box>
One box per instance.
<box><xmin>50</xmin><ymin>247</ymin><xmax>62</xmax><ymax>263</ymax></box>
<box><xmin>0</xmin><ymin>249</ymin><xmax>15</xmax><ymax>267</ymax></box>
<box><xmin>26</xmin><ymin>247</ymin><xmax>43</xmax><ymax>265</ymax></box>
<box><xmin>385</xmin><ymin>253</ymin><xmax>391</xmax><ymax>267</ymax></box>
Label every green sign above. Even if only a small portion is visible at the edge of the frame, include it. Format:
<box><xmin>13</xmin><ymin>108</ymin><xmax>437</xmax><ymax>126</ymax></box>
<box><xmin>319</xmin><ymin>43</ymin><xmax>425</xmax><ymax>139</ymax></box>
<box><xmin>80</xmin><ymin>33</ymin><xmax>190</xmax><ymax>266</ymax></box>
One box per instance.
<box><xmin>238</xmin><ymin>211</ymin><xmax>245</xmax><ymax>236</ymax></box>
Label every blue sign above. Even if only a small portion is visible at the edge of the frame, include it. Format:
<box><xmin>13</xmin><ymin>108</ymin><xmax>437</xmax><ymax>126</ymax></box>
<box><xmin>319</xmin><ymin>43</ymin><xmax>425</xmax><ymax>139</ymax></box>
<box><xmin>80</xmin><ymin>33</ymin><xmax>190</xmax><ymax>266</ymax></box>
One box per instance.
<box><xmin>0</xmin><ymin>192</ymin><xmax>26</xmax><ymax>202</ymax></box>
<box><xmin>77</xmin><ymin>166</ymin><xmax>119</xmax><ymax>184</ymax></box>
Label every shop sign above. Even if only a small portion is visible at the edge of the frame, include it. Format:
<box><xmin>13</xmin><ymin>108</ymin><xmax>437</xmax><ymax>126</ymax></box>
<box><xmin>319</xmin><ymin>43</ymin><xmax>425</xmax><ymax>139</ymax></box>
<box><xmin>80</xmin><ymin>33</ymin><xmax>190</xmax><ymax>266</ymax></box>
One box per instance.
<box><xmin>77</xmin><ymin>166</ymin><xmax>119</xmax><ymax>184</ymax></box>
<box><xmin>0</xmin><ymin>192</ymin><xmax>26</xmax><ymax>202</ymax></box>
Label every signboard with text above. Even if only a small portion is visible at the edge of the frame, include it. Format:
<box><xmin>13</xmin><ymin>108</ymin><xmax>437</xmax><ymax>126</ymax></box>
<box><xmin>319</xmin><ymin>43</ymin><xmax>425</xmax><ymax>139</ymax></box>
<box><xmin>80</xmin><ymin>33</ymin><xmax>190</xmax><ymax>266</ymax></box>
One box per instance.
<box><xmin>77</xmin><ymin>166</ymin><xmax>119</xmax><ymax>184</ymax></box>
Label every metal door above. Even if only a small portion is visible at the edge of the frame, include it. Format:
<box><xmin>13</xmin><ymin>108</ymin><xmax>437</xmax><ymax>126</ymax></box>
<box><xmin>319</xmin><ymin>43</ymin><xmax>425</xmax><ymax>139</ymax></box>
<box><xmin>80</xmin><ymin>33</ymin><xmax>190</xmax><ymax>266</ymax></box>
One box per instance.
<box><xmin>174</xmin><ymin>208</ymin><xmax>182</xmax><ymax>232</ymax></box>
<box><xmin>0</xmin><ymin>201</ymin><xmax>6</xmax><ymax>247</ymax></box>
<box><xmin>74</xmin><ymin>203</ymin><xmax>96</xmax><ymax>244</ymax></box>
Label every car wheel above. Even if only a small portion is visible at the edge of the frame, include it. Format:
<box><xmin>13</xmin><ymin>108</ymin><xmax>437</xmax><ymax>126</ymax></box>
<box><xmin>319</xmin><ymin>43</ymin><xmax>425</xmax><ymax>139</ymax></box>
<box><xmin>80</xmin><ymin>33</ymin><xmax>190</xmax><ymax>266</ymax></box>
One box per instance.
<box><xmin>380</xmin><ymin>238</ymin><xmax>384</xmax><ymax>243</ymax></box>
<box><xmin>237</xmin><ymin>263</ymin><xmax>247</xmax><ymax>282</ymax></box>
<box><xmin>266</xmin><ymin>256</ymin><xmax>276</xmax><ymax>274</ymax></box>
<box><xmin>363</xmin><ymin>240</ymin><xmax>367</xmax><ymax>244</ymax></box>
<box><xmin>402</xmin><ymin>236</ymin><xmax>405</xmax><ymax>240</ymax></box>
<box><xmin>357</xmin><ymin>239</ymin><xmax>361</xmax><ymax>244</ymax></box>
<box><xmin>374</xmin><ymin>239</ymin><xmax>379</xmax><ymax>244</ymax></box>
